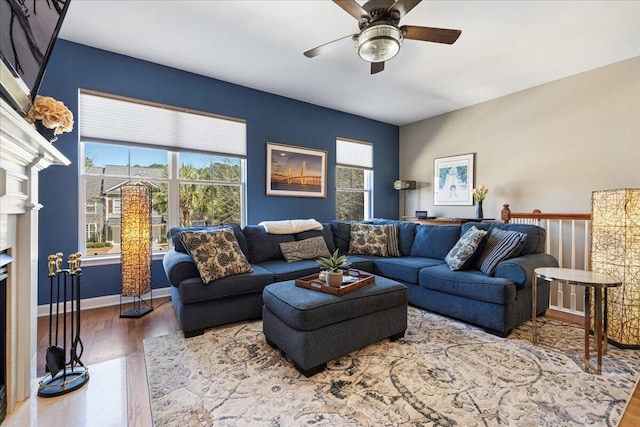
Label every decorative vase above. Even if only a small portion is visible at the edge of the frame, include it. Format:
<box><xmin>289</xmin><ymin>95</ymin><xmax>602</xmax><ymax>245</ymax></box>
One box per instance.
<box><xmin>325</xmin><ymin>270</ymin><xmax>343</xmax><ymax>288</ymax></box>
<box><xmin>475</xmin><ymin>200</ymin><xmax>484</xmax><ymax>219</ymax></box>
<box><xmin>34</xmin><ymin>120</ymin><xmax>58</xmax><ymax>142</ymax></box>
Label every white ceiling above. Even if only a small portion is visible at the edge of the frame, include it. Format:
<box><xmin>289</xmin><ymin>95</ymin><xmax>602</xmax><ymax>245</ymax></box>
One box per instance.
<box><xmin>59</xmin><ymin>1</ymin><xmax>640</xmax><ymax>126</ymax></box>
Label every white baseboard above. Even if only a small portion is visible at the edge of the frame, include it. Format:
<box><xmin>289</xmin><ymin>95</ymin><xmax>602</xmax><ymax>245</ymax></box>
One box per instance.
<box><xmin>37</xmin><ymin>286</ymin><xmax>172</xmax><ymax>317</ymax></box>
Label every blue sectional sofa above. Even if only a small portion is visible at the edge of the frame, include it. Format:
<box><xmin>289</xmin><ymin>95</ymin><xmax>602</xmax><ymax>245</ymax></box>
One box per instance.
<box><xmin>163</xmin><ymin>220</ymin><xmax>558</xmax><ymax>338</ymax></box>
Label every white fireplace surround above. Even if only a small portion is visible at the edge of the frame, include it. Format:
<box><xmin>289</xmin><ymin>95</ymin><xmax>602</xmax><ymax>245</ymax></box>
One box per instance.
<box><xmin>0</xmin><ymin>97</ymin><xmax>70</xmax><ymax>413</ymax></box>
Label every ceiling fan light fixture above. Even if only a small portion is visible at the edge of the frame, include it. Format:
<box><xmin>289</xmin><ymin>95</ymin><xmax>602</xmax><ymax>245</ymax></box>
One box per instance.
<box><xmin>357</xmin><ymin>24</ymin><xmax>403</xmax><ymax>63</ymax></box>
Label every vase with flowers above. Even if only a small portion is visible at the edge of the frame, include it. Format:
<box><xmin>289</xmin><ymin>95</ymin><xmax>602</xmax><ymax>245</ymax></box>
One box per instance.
<box><xmin>473</xmin><ymin>185</ymin><xmax>488</xmax><ymax>219</ymax></box>
<box><xmin>26</xmin><ymin>96</ymin><xmax>74</xmax><ymax>142</ymax></box>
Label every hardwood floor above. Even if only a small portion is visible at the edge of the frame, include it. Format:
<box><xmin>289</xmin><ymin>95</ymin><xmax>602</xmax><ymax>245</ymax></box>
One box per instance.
<box><xmin>36</xmin><ymin>297</ymin><xmax>180</xmax><ymax>427</ymax></box>
<box><xmin>36</xmin><ymin>299</ymin><xmax>640</xmax><ymax>426</ymax></box>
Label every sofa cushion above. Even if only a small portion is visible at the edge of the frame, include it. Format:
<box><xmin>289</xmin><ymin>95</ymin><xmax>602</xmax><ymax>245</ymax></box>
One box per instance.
<box><xmin>177</xmin><ymin>265</ymin><xmax>274</xmax><ymax>304</ymax></box>
<box><xmin>397</xmin><ymin>222</ymin><xmax>418</xmax><ymax>256</ymax></box>
<box><xmin>373</xmin><ymin>256</ymin><xmax>443</xmax><ymax>284</ymax></box>
<box><xmin>243</xmin><ymin>225</ymin><xmax>295</xmax><ymax>264</ymax></box>
<box><xmin>180</xmin><ymin>228</ymin><xmax>252</xmax><ymax>283</ymax></box>
<box><xmin>410</xmin><ymin>224</ymin><xmax>461</xmax><ymax>260</ymax></box>
<box><xmin>445</xmin><ymin>226</ymin><xmax>488</xmax><ymax>270</ymax></box>
<box><xmin>339</xmin><ymin>255</ymin><xmax>375</xmax><ymax>273</ymax></box>
<box><xmin>349</xmin><ymin>223</ymin><xmax>389</xmax><ymax>257</ymax></box>
<box><xmin>168</xmin><ymin>224</ymin><xmax>249</xmax><ymax>258</ymax></box>
<box><xmin>461</xmin><ymin>223</ymin><xmax>546</xmax><ymax>255</ymax></box>
<box><xmin>418</xmin><ymin>264</ymin><xmax>516</xmax><ymax>305</ymax></box>
<box><xmin>279</xmin><ymin>236</ymin><xmax>331</xmax><ymax>262</ymax></box>
<box><xmin>294</xmin><ymin>223</ymin><xmax>336</xmax><ymax>253</ymax></box>
<box><xmin>330</xmin><ymin>220</ymin><xmax>352</xmax><ymax>253</ymax></box>
<box><xmin>474</xmin><ymin>228</ymin><xmax>527</xmax><ymax>275</ymax></box>
<box><xmin>257</xmin><ymin>260</ymin><xmax>321</xmax><ymax>282</ymax></box>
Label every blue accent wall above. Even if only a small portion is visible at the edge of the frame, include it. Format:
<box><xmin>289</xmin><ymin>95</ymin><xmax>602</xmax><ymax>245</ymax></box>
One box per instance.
<box><xmin>37</xmin><ymin>40</ymin><xmax>399</xmax><ymax>304</ymax></box>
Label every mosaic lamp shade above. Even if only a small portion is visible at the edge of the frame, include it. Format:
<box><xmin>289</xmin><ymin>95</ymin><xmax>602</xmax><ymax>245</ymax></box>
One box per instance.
<box><xmin>591</xmin><ymin>189</ymin><xmax>640</xmax><ymax>348</ymax></box>
<box><xmin>120</xmin><ymin>184</ymin><xmax>152</xmax><ymax>297</ymax></box>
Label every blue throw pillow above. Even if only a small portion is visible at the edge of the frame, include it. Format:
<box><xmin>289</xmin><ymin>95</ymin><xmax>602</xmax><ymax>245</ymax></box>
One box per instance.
<box><xmin>445</xmin><ymin>226</ymin><xmax>488</xmax><ymax>271</ymax></box>
<box><xmin>474</xmin><ymin>228</ymin><xmax>527</xmax><ymax>275</ymax></box>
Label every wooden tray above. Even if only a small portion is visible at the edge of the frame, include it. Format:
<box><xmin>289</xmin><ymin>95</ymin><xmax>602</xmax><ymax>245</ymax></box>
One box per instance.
<box><xmin>295</xmin><ymin>269</ymin><xmax>374</xmax><ymax>296</ymax></box>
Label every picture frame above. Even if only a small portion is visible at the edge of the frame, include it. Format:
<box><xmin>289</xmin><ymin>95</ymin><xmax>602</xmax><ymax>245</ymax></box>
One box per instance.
<box><xmin>433</xmin><ymin>153</ymin><xmax>475</xmax><ymax>205</ymax></box>
<box><xmin>266</xmin><ymin>142</ymin><xmax>327</xmax><ymax>198</ymax></box>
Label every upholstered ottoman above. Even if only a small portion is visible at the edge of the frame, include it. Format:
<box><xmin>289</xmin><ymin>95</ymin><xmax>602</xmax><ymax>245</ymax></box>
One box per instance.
<box><xmin>262</xmin><ymin>276</ymin><xmax>407</xmax><ymax>377</ymax></box>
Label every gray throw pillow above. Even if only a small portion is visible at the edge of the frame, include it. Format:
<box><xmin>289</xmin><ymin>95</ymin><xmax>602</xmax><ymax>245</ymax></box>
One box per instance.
<box><xmin>279</xmin><ymin>236</ymin><xmax>331</xmax><ymax>262</ymax></box>
<box><xmin>445</xmin><ymin>226</ymin><xmax>488</xmax><ymax>270</ymax></box>
<box><xmin>474</xmin><ymin>228</ymin><xmax>527</xmax><ymax>275</ymax></box>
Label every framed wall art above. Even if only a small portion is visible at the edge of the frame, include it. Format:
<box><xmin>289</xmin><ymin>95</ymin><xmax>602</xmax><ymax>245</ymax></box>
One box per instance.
<box><xmin>266</xmin><ymin>142</ymin><xmax>327</xmax><ymax>198</ymax></box>
<box><xmin>433</xmin><ymin>153</ymin><xmax>475</xmax><ymax>205</ymax></box>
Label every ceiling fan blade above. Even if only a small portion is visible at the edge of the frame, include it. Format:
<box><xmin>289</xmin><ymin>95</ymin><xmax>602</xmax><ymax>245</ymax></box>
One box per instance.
<box><xmin>333</xmin><ymin>0</ymin><xmax>370</xmax><ymax>21</ymax></box>
<box><xmin>389</xmin><ymin>0</ymin><xmax>422</xmax><ymax>18</ymax></box>
<box><xmin>371</xmin><ymin>61</ymin><xmax>385</xmax><ymax>74</ymax></box>
<box><xmin>400</xmin><ymin>25</ymin><xmax>461</xmax><ymax>44</ymax></box>
<box><xmin>304</xmin><ymin>34</ymin><xmax>357</xmax><ymax>58</ymax></box>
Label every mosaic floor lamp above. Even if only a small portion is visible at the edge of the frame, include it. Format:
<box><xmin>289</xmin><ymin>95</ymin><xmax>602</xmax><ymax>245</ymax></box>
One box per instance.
<box><xmin>120</xmin><ymin>183</ymin><xmax>153</xmax><ymax>318</ymax></box>
<box><xmin>591</xmin><ymin>188</ymin><xmax>640</xmax><ymax>348</ymax></box>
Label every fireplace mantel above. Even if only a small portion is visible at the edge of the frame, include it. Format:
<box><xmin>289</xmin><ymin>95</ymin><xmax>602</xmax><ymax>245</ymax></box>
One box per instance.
<box><xmin>0</xmin><ymin>97</ymin><xmax>70</xmax><ymax>413</ymax></box>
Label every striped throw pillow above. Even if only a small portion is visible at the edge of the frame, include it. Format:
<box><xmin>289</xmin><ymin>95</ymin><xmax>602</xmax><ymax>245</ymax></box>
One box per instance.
<box><xmin>474</xmin><ymin>228</ymin><xmax>527</xmax><ymax>275</ymax></box>
<box><xmin>386</xmin><ymin>223</ymin><xmax>401</xmax><ymax>257</ymax></box>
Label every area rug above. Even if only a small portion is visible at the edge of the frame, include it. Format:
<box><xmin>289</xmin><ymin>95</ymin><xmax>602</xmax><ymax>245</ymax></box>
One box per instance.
<box><xmin>144</xmin><ymin>307</ymin><xmax>640</xmax><ymax>426</ymax></box>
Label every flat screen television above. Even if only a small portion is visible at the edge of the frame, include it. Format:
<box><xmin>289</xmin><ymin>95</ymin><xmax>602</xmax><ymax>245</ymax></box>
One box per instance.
<box><xmin>0</xmin><ymin>0</ymin><xmax>71</xmax><ymax>115</ymax></box>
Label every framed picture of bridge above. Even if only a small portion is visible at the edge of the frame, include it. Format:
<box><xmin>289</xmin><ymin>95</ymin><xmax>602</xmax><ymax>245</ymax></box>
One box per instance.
<box><xmin>266</xmin><ymin>142</ymin><xmax>327</xmax><ymax>198</ymax></box>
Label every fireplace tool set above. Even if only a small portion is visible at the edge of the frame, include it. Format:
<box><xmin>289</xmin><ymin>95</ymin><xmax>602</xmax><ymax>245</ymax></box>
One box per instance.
<box><xmin>38</xmin><ymin>252</ymin><xmax>89</xmax><ymax>397</ymax></box>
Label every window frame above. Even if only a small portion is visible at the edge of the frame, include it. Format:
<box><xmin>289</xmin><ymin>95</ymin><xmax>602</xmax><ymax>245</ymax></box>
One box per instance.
<box><xmin>335</xmin><ymin>138</ymin><xmax>374</xmax><ymax>221</ymax></box>
<box><xmin>79</xmin><ymin>142</ymin><xmax>247</xmax><ymax>267</ymax></box>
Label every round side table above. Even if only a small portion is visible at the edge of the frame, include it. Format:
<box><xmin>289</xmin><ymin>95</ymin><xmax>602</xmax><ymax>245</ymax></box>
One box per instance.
<box><xmin>533</xmin><ymin>267</ymin><xmax>621</xmax><ymax>374</ymax></box>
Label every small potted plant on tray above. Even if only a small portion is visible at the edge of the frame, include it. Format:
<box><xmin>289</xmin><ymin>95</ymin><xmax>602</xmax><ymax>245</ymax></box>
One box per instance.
<box><xmin>317</xmin><ymin>249</ymin><xmax>351</xmax><ymax>288</ymax></box>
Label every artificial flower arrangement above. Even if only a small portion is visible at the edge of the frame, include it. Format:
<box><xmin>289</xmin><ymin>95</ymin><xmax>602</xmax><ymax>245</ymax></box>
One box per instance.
<box><xmin>26</xmin><ymin>96</ymin><xmax>74</xmax><ymax>135</ymax></box>
<box><xmin>473</xmin><ymin>185</ymin><xmax>488</xmax><ymax>202</ymax></box>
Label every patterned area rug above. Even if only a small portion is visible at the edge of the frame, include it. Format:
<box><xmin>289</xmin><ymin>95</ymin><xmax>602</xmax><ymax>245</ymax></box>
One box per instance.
<box><xmin>144</xmin><ymin>307</ymin><xmax>640</xmax><ymax>426</ymax></box>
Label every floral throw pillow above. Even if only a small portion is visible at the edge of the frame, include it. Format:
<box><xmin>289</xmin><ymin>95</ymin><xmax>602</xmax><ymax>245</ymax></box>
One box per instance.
<box><xmin>279</xmin><ymin>236</ymin><xmax>331</xmax><ymax>262</ymax></box>
<box><xmin>349</xmin><ymin>223</ymin><xmax>389</xmax><ymax>257</ymax></box>
<box><xmin>474</xmin><ymin>228</ymin><xmax>527</xmax><ymax>276</ymax></box>
<box><xmin>179</xmin><ymin>228</ymin><xmax>252</xmax><ymax>283</ymax></box>
<box><xmin>445</xmin><ymin>226</ymin><xmax>488</xmax><ymax>271</ymax></box>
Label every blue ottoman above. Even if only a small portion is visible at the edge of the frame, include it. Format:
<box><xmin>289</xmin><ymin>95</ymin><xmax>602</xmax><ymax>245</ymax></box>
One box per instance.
<box><xmin>262</xmin><ymin>276</ymin><xmax>407</xmax><ymax>377</ymax></box>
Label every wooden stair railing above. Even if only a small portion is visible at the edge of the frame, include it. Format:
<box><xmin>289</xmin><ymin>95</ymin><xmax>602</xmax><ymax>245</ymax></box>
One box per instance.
<box><xmin>500</xmin><ymin>204</ymin><xmax>592</xmax><ymax>320</ymax></box>
<box><xmin>501</xmin><ymin>204</ymin><xmax>591</xmax><ymax>223</ymax></box>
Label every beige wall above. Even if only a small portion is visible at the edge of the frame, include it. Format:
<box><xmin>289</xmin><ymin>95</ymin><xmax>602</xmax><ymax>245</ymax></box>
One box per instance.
<box><xmin>399</xmin><ymin>56</ymin><xmax>640</xmax><ymax>220</ymax></box>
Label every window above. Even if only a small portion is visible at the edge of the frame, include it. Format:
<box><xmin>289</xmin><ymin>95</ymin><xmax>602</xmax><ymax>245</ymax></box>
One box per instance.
<box><xmin>336</xmin><ymin>138</ymin><xmax>373</xmax><ymax>221</ymax></box>
<box><xmin>112</xmin><ymin>198</ymin><xmax>122</xmax><ymax>214</ymax></box>
<box><xmin>86</xmin><ymin>223</ymin><xmax>98</xmax><ymax>241</ymax></box>
<box><xmin>79</xmin><ymin>91</ymin><xmax>246</xmax><ymax>260</ymax></box>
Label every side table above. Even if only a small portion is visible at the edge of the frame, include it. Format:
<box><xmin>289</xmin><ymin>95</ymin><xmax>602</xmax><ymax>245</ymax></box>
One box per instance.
<box><xmin>532</xmin><ymin>267</ymin><xmax>621</xmax><ymax>374</ymax></box>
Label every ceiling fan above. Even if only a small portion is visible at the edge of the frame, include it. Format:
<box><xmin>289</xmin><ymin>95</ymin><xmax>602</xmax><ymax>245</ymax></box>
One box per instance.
<box><xmin>304</xmin><ymin>0</ymin><xmax>461</xmax><ymax>74</ymax></box>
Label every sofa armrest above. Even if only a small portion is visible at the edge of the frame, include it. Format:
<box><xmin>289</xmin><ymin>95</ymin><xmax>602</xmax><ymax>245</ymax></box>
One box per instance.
<box><xmin>162</xmin><ymin>250</ymin><xmax>200</xmax><ymax>287</ymax></box>
<box><xmin>494</xmin><ymin>253</ymin><xmax>559</xmax><ymax>289</ymax></box>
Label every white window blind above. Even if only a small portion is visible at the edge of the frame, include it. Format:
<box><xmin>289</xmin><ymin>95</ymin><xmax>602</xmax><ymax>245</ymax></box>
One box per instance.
<box><xmin>80</xmin><ymin>91</ymin><xmax>246</xmax><ymax>156</ymax></box>
<box><xmin>336</xmin><ymin>138</ymin><xmax>373</xmax><ymax>169</ymax></box>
